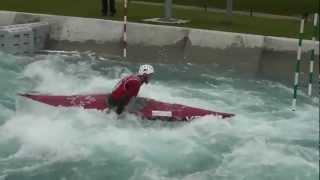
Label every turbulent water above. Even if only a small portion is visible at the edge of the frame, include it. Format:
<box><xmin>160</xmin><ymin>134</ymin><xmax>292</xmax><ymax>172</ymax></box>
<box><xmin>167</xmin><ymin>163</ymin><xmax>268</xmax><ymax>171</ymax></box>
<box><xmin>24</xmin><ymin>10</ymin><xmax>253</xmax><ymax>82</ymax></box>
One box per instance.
<box><xmin>0</xmin><ymin>51</ymin><xmax>318</xmax><ymax>180</ymax></box>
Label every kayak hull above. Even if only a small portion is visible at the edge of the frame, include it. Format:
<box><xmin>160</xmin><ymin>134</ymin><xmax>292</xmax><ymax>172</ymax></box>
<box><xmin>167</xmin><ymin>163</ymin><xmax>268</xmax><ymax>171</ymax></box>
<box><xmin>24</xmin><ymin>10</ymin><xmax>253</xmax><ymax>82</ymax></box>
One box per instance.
<box><xmin>19</xmin><ymin>93</ymin><xmax>235</xmax><ymax>121</ymax></box>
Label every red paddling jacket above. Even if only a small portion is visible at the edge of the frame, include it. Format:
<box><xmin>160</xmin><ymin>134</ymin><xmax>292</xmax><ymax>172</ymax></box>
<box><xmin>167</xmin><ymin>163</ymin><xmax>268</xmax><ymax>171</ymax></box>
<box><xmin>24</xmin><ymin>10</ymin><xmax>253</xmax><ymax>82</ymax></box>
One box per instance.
<box><xmin>111</xmin><ymin>75</ymin><xmax>142</xmax><ymax>106</ymax></box>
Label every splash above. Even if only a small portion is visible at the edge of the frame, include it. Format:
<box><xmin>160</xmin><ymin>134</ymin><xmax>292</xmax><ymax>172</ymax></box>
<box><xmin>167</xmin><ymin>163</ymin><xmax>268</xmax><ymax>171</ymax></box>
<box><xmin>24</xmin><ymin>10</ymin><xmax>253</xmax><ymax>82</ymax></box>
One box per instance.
<box><xmin>0</xmin><ymin>52</ymin><xmax>318</xmax><ymax>180</ymax></box>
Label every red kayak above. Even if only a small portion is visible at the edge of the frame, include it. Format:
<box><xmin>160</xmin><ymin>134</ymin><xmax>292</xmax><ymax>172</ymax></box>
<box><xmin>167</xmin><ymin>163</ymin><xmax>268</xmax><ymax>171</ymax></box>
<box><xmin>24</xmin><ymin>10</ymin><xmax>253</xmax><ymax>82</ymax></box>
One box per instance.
<box><xmin>19</xmin><ymin>93</ymin><xmax>234</xmax><ymax>121</ymax></box>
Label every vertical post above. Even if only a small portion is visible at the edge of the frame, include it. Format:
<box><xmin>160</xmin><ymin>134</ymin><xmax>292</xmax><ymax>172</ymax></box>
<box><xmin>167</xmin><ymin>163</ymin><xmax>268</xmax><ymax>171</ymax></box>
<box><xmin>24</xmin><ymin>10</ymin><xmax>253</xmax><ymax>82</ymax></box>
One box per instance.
<box><xmin>123</xmin><ymin>0</ymin><xmax>128</xmax><ymax>58</ymax></box>
<box><xmin>308</xmin><ymin>13</ymin><xmax>318</xmax><ymax>96</ymax></box>
<box><xmin>107</xmin><ymin>0</ymin><xmax>111</xmax><ymax>16</ymax></box>
<box><xmin>226</xmin><ymin>0</ymin><xmax>233</xmax><ymax>16</ymax></box>
<box><xmin>292</xmin><ymin>18</ymin><xmax>305</xmax><ymax>111</ymax></box>
<box><xmin>164</xmin><ymin>0</ymin><xmax>172</xmax><ymax>19</ymax></box>
<box><xmin>204</xmin><ymin>0</ymin><xmax>208</xmax><ymax>12</ymax></box>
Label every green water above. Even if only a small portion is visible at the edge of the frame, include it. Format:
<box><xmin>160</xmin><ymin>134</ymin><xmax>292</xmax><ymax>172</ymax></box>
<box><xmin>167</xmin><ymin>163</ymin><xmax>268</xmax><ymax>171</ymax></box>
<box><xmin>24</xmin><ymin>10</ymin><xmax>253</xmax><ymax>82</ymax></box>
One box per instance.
<box><xmin>0</xmin><ymin>51</ymin><xmax>318</xmax><ymax>180</ymax></box>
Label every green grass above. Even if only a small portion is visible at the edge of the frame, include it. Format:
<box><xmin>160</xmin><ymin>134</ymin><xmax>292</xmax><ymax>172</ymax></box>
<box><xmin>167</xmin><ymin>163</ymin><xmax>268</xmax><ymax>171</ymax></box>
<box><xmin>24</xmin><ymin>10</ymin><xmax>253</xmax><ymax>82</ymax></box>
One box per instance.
<box><xmin>0</xmin><ymin>0</ymin><xmax>318</xmax><ymax>39</ymax></box>
<box><xmin>136</xmin><ymin>0</ymin><xmax>319</xmax><ymax>16</ymax></box>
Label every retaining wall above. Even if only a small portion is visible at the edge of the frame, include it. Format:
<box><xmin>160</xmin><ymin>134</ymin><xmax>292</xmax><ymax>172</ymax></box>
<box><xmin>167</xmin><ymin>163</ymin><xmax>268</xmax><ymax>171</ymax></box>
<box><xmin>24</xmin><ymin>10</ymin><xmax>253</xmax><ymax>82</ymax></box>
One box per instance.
<box><xmin>0</xmin><ymin>10</ymin><xmax>319</xmax><ymax>90</ymax></box>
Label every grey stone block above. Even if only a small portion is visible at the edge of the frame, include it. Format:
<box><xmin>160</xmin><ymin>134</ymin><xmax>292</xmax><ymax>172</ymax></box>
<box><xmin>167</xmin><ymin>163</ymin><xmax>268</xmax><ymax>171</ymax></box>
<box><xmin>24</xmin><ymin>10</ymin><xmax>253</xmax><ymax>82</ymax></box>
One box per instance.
<box><xmin>0</xmin><ymin>22</ymin><xmax>49</xmax><ymax>55</ymax></box>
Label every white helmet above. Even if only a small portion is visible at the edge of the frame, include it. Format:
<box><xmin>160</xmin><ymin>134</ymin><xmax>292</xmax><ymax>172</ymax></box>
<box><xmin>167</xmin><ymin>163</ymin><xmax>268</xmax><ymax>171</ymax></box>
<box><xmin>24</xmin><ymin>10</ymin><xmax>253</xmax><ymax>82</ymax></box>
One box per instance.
<box><xmin>138</xmin><ymin>64</ymin><xmax>154</xmax><ymax>75</ymax></box>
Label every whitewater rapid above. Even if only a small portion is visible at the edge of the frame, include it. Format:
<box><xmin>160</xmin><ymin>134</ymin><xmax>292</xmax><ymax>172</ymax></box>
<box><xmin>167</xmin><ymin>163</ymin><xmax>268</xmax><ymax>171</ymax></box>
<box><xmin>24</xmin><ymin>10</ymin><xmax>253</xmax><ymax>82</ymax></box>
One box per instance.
<box><xmin>0</xmin><ymin>51</ymin><xmax>318</xmax><ymax>180</ymax></box>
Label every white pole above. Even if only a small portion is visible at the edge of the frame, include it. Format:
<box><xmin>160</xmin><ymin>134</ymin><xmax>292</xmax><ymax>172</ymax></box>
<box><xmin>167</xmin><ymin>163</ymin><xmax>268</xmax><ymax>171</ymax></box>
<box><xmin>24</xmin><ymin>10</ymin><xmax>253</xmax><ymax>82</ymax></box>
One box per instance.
<box><xmin>123</xmin><ymin>0</ymin><xmax>128</xmax><ymax>58</ymax></box>
<box><xmin>308</xmin><ymin>13</ymin><xmax>318</xmax><ymax>96</ymax></box>
<box><xmin>292</xmin><ymin>18</ymin><xmax>305</xmax><ymax>111</ymax></box>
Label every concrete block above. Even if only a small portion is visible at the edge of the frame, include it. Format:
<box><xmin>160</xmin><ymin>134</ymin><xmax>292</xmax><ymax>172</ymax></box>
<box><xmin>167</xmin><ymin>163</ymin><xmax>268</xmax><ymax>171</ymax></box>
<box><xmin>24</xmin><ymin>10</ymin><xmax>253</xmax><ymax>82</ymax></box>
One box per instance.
<box><xmin>0</xmin><ymin>22</ymin><xmax>49</xmax><ymax>55</ymax></box>
<box><xmin>0</xmin><ymin>26</ymin><xmax>34</xmax><ymax>55</ymax></box>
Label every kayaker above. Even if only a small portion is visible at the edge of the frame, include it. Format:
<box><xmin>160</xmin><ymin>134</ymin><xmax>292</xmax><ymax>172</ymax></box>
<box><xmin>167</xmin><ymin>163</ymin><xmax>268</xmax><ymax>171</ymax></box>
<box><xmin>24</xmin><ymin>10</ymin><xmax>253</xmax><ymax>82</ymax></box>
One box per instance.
<box><xmin>107</xmin><ymin>64</ymin><xmax>154</xmax><ymax>115</ymax></box>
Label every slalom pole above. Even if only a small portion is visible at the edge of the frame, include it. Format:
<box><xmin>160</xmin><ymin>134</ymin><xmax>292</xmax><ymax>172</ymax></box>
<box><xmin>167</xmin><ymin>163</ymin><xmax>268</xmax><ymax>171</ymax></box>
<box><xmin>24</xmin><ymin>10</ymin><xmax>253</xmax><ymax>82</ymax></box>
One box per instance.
<box><xmin>123</xmin><ymin>0</ymin><xmax>128</xmax><ymax>58</ymax></box>
<box><xmin>308</xmin><ymin>13</ymin><xmax>318</xmax><ymax>96</ymax></box>
<box><xmin>292</xmin><ymin>18</ymin><xmax>305</xmax><ymax>111</ymax></box>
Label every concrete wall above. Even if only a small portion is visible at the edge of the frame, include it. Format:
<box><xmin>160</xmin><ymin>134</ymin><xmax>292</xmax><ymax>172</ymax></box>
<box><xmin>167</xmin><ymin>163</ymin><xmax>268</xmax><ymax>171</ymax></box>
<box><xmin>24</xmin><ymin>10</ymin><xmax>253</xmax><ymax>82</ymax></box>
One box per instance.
<box><xmin>0</xmin><ymin>11</ymin><xmax>319</xmax><ymax>90</ymax></box>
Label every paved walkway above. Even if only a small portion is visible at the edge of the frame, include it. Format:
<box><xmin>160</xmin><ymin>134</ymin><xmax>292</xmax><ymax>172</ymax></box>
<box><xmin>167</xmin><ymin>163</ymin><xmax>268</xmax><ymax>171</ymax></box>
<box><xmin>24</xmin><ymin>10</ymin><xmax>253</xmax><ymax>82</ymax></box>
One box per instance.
<box><xmin>129</xmin><ymin>0</ymin><xmax>301</xmax><ymax>21</ymax></box>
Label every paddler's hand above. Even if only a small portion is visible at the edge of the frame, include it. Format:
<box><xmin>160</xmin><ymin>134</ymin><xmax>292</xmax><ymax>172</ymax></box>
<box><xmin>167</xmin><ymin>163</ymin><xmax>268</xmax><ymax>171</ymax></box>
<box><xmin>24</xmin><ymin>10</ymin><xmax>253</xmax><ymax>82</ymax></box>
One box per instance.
<box><xmin>116</xmin><ymin>105</ymin><xmax>125</xmax><ymax>115</ymax></box>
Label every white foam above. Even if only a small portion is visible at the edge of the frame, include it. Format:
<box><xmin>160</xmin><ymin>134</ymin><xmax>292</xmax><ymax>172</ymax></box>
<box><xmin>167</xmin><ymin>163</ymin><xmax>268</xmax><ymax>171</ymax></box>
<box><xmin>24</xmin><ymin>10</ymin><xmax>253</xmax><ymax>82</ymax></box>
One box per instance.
<box><xmin>0</xmin><ymin>53</ymin><xmax>318</xmax><ymax>179</ymax></box>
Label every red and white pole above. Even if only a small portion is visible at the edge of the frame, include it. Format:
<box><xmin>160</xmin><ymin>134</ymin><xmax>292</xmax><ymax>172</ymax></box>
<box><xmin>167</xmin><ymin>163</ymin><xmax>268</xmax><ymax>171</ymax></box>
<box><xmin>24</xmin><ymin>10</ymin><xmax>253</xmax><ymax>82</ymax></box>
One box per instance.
<box><xmin>123</xmin><ymin>0</ymin><xmax>128</xmax><ymax>58</ymax></box>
